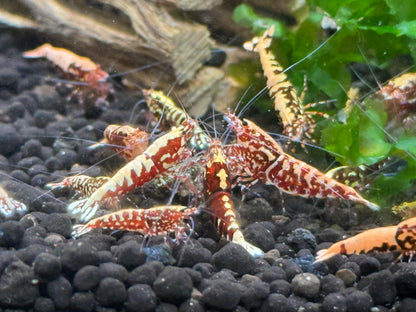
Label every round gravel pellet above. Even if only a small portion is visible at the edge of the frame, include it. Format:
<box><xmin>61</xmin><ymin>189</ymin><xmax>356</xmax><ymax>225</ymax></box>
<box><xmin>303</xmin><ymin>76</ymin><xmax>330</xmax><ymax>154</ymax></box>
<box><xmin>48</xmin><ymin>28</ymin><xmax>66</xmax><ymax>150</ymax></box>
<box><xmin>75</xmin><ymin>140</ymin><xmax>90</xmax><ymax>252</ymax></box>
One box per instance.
<box><xmin>34</xmin><ymin>297</ymin><xmax>55</xmax><ymax>312</ymax></box>
<box><xmin>70</xmin><ymin>292</ymin><xmax>96</xmax><ymax>312</ymax></box>
<box><xmin>95</xmin><ymin>277</ymin><xmax>127</xmax><ymax>307</ymax></box>
<box><xmin>125</xmin><ymin>284</ymin><xmax>157</xmax><ymax>312</ymax></box>
<box><xmin>46</xmin><ymin>275</ymin><xmax>72</xmax><ymax>310</ymax></box>
<box><xmin>33</xmin><ymin>252</ymin><xmax>61</xmax><ymax>280</ymax></box>
<box><xmin>0</xmin><ymin>261</ymin><xmax>39</xmax><ymax>308</ymax></box>
<box><xmin>345</xmin><ymin>290</ymin><xmax>373</xmax><ymax>312</ymax></box>
<box><xmin>153</xmin><ymin>266</ymin><xmax>193</xmax><ymax>304</ymax></box>
<box><xmin>212</xmin><ymin>243</ymin><xmax>255</xmax><ymax>276</ymax></box>
<box><xmin>260</xmin><ymin>293</ymin><xmax>288</xmax><ymax>312</ymax></box>
<box><xmin>394</xmin><ymin>262</ymin><xmax>416</xmax><ymax>298</ymax></box>
<box><xmin>322</xmin><ymin>293</ymin><xmax>347</xmax><ymax>312</ymax></box>
<box><xmin>270</xmin><ymin>279</ymin><xmax>291</xmax><ymax>297</ymax></box>
<box><xmin>61</xmin><ymin>241</ymin><xmax>99</xmax><ymax>272</ymax></box>
<box><xmin>99</xmin><ymin>262</ymin><xmax>128</xmax><ymax>282</ymax></box>
<box><xmin>320</xmin><ymin>274</ymin><xmax>345</xmax><ymax>295</ymax></box>
<box><xmin>291</xmin><ymin>273</ymin><xmax>320</xmax><ymax>299</ymax></box>
<box><xmin>368</xmin><ymin>270</ymin><xmax>397</xmax><ymax>305</ymax></box>
<box><xmin>0</xmin><ymin>220</ymin><xmax>24</xmax><ymax>247</ymax></box>
<box><xmin>127</xmin><ymin>263</ymin><xmax>157</xmax><ymax>286</ymax></box>
<box><xmin>202</xmin><ymin>279</ymin><xmax>241</xmax><ymax>310</ymax></box>
<box><xmin>40</xmin><ymin>213</ymin><xmax>72</xmax><ymax>237</ymax></box>
<box><xmin>73</xmin><ymin>265</ymin><xmax>101</xmax><ymax>291</ymax></box>
<box><xmin>115</xmin><ymin>240</ymin><xmax>147</xmax><ymax>270</ymax></box>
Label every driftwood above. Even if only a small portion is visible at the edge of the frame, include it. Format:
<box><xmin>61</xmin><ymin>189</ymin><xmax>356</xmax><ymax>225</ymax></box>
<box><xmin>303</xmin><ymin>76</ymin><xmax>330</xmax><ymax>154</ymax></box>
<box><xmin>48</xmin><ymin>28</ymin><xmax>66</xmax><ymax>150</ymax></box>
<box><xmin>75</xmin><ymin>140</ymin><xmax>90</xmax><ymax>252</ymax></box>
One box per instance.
<box><xmin>0</xmin><ymin>0</ymin><xmax>299</xmax><ymax>116</ymax></box>
<box><xmin>0</xmin><ymin>0</ymin><xmax>223</xmax><ymax>112</ymax></box>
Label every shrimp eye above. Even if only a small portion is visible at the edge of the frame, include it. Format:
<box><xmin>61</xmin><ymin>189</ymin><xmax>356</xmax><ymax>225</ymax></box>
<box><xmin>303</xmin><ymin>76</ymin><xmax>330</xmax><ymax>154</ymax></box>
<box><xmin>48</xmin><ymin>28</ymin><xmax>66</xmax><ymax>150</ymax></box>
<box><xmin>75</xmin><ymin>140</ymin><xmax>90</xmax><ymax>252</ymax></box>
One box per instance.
<box><xmin>242</xmin><ymin>120</ymin><xmax>248</xmax><ymax>126</ymax></box>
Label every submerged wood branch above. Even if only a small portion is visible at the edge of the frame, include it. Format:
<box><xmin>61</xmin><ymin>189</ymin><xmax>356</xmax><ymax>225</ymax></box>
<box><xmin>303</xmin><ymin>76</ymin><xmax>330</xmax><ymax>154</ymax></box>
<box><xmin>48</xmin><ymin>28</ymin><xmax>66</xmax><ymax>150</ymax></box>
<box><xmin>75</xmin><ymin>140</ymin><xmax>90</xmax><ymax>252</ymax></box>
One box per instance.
<box><xmin>0</xmin><ymin>0</ymin><xmax>215</xmax><ymax>87</ymax></box>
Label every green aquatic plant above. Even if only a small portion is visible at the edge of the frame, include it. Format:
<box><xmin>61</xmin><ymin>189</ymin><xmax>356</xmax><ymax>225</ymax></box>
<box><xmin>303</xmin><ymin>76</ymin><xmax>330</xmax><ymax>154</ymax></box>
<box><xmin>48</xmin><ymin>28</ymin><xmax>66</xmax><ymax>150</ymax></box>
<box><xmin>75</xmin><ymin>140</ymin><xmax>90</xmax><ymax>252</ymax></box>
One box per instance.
<box><xmin>232</xmin><ymin>1</ymin><xmax>416</xmax><ymax>207</ymax></box>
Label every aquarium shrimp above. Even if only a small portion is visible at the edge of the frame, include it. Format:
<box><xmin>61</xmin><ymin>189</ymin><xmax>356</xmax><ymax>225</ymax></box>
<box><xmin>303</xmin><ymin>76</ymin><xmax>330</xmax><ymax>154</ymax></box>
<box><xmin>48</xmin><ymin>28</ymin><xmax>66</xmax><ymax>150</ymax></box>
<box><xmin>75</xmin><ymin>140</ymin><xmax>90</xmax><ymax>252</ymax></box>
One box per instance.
<box><xmin>23</xmin><ymin>43</ymin><xmax>113</xmax><ymax>107</ymax></box>
<box><xmin>68</xmin><ymin>120</ymin><xmax>196</xmax><ymax>222</ymax></box>
<box><xmin>90</xmin><ymin>124</ymin><xmax>150</xmax><ymax>162</ymax></box>
<box><xmin>243</xmin><ymin>25</ymin><xmax>317</xmax><ymax>148</ymax></box>
<box><xmin>224</xmin><ymin>112</ymin><xmax>379</xmax><ymax>210</ymax></box>
<box><xmin>72</xmin><ymin>205</ymin><xmax>198</xmax><ymax>239</ymax></box>
<box><xmin>315</xmin><ymin>217</ymin><xmax>416</xmax><ymax>262</ymax></box>
<box><xmin>0</xmin><ymin>186</ymin><xmax>27</xmax><ymax>219</ymax></box>
<box><xmin>143</xmin><ymin>89</ymin><xmax>210</xmax><ymax>151</ymax></box>
<box><xmin>204</xmin><ymin>139</ymin><xmax>263</xmax><ymax>257</ymax></box>
<box><xmin>46</xmin><ymin>175</ymin><xmax>111</xmax><ymax>197</ymax></box>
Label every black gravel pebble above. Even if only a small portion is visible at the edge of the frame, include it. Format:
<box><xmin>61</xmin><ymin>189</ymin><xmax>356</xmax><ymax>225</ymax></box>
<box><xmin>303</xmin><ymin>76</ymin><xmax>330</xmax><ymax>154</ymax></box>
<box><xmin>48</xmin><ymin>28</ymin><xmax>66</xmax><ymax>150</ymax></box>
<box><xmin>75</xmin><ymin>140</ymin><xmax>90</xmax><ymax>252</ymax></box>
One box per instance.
<box><xmin>55</xmin><ymin>148</ymin><xmax>79</xmax><ymax>169</ymax></box>
<box><xmin>202</xmin><ymin>279</ymin><xmax>241</xmax><ymax>310</ymax></box>
<box><xmin>99</xmin><ymin>262</ymin><xmax>128</xmax><ymax>281</ymax></box>
<box><xmin>46</xmin><ymin>275</ymin><xmax>72</xmax><ymax>310</ymax></box>
<box><xmin>270</xmin><ymin>279</ymin><xmax>291</xmax><ymax>296</ymax></box>
<box><xmin>33</xmin><ymin>109</ymin><xmax>56</xmax><ymax>128</ymax></box>
<box><xmin>287</xmin><ymin>228</ymin><xmax>317</xmax><ymax>251</ymax></box>
<box><xmin>243</xmin><ymin>222</ymin><xmax>275</xmax><ymax>251</ymax></box>
<box><xmin>350</xmin><ymin>254</ymin><xmax>381</xmax><ymax>275</ymax></box>
<box><xmin>368</xmin><ymin>270</ymin><xmax>397</xmax><ymax>305</ymax></box>
<box><xmin>320</xmin><ymin>274</ymin><xmax>346</xmax><ymax>296</ymax></box>
<box><xmin>95</xmin><ymin>277</ymin><xmax>127</xmax><ymax>307</ymax></box>
<box><xmin>257</xmin><ymin>265</ymin><xmax>287</xmax><ymax>283</ymax></box>
<box><xmin>153</xmin><ymin>266</ymin><xmax>193</xmax><ymax>304</ymax></box>
<box><xmin>0</xmin><ymin>220</ymin><xmax>24</xmax><ymax>247</ymax></box>
<box><xmin>39</xmin><ymin>213</ymin><xmax>72</xmax><ymax>237</ymax></box>
<box><xmin>16</xmin><ymin>244</ymin><xmax>52</xmax><ymax>265</ymax></box>
<box><xmin>192</xmin><ymin>262</ymin><xmax>215</xmax><ymax>279</ymax></box>
<box><xmin>156</xmin><ymin>302</ymin><xmax>179</xmax><ymax>312</ymax></box>
<box><xmin>336</xmin><ymin>268</ymin><xmax>357</xmax><ymax>287</ymax></box>
<box><xmin>73</xmin><ymin>265</ymin><xmax>101</xmax><ymax>291</ymax></box>
<box><xmin>0</xmin><ymin>250</ymin><xmax>18</xmax><ymax>273</ymax></box>
<box><xmin>27</xmin><ymin>163</ymin><xmax>47</xmax><ymax>177</ymax></box>
<box><xmin>21</xmin><ymin>139</ymin><xmax>43</xmax><ymax>158</ymax></box>
<box><xmin>179</xmin><ymin>298</ymin><xmax>205</xmax><ymax>312</ymax></box>
<box><xmin>176</xmin><ymin>241</ymin><xmax>212</xmax><ymax>267</ymax></box>
<box><xmin>0</xmin><ymin>261</ymin><xmax>39</xmax><ymax>308</ymax></box>
<box><xmin>399</xmin><ymin>297</ymin><xmax>416</xmax><ymax>312</ymax></box>
<box><xmin>127</xmin><ymin>262</ymin><xmax>158</xmax><ymax>286</ymax></box>
<box><xmin>115</xmin><ymin>240</ymin><xmax>147</xmax><ymax>270</ymax></box>
<box><xmin>240</xmin><ymin>276</ymin><xmax>270</xmax><ymax>310</ymax></box>
<box><xmin>322</xmin><ymin>293</ymin><xmax>347</xmax><ymax>312</ymax></box>
<box><xmin>70</xmin><ymin>292</ymin><xmax>96</xmax><ymax>312</ymax></box>
<box><xmin>260</xmin><ymin>293</ymin><xmax>288</xmax><ymax>312</ymax></box>
<box><xmin>125</xmin><ymin>284</ymin><xmax>157</xmax><ymax>312</ymax></box>
<box><xmin>394</xmin><ymin>262</ymin><xmax>416</xmax><ymax>298</ymax></box>
<box><xmin>275</xmin><ymin>258</ymin><xmax>303</xmax><ymax>281</ymax></box>
<box><xmin>61</xmin><ymin>240</ymin><xmax>99</xmax><ymax>272</ymax></box>
<box><xmin>0</xmin><ymin>123</ymin><xmax>21</xmax><ymax>155</ymax></box>
<box><xmin>212</xmin><ymin>243</ymin><xmax>255</xmax><ymax>276</ymax></box>
<box><xmin>345</xmin><ymin>290</ymin><xmax>373</xmax><ymax>312</ymax></box>
<box><xmin>33</xmin><ymin>252</ymin><xmax>61</xmax><ymax>280</ymax></box>
<box><xmin>34</xmin><ymin>297</ymin><xmax>55</xmax><ymax>312</ymax></box>
<box><xmin>291</xmin><ymin>273</ymin><xmax>320</xmax><ymax>300</ymax></box>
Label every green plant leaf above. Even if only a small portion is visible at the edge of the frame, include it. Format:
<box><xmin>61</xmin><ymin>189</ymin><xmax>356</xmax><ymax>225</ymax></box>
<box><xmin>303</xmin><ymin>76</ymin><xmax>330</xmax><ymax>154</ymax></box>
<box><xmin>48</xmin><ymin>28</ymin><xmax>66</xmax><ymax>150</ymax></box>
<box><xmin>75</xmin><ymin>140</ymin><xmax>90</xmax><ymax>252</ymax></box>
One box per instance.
<box><xmin>232</xmin><ymin>4</ymin><xmax>285</xmax><ymax>37</ymax></box>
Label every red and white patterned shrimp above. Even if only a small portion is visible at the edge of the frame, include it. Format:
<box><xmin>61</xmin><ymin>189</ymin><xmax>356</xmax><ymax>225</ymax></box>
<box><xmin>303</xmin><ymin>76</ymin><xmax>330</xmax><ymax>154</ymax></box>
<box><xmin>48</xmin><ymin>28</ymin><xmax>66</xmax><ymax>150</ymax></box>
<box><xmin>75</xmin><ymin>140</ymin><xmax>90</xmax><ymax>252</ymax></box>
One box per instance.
<box><xmin>46</xmin><ymin>175</ymin><xmax>110</xmax><ymax>197</ymax></box>
<box><xmin>0</xmin><ymin>186</ymin><xmax>27</xmax><ymax>219</ymax></box>
<box><xmin>315</xmin><ymin>217</ymin><xmax>416</xmax><ymax>262</ymax></box>
<box><xmin>72</xmin><ymin>205</ymin><xmax>198</xmax><ymax>239</ymax></box>
<box><xmin>204</xmin><ymin>140</ymin><xmax>263</xmax><ymax>257</ymax></box>
<box><xmin>224</xmin><ymin>113</ymin><xmax>379</xmax><ymax>210</ymax></box>
<box><xmin>68</xmin><ymin>120</ymin><xmax>196</xmax><ymax>222</ymax></box>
